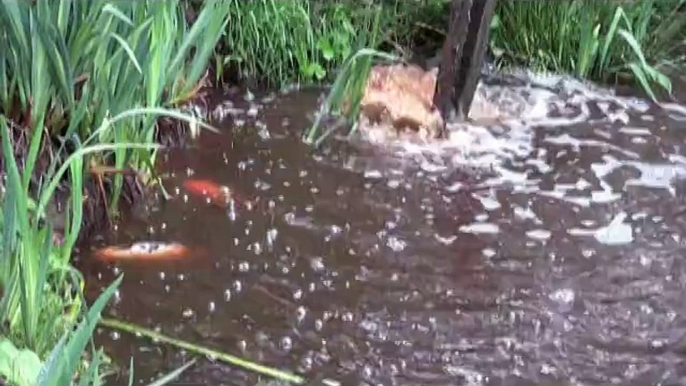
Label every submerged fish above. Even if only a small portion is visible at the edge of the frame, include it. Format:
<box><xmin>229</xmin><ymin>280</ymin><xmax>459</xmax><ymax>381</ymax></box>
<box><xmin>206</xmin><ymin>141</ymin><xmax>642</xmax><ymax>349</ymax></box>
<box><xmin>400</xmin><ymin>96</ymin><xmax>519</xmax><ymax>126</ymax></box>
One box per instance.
<box><xmin>182</xmin><ymin>179</ymin><xmax>233</xmax><ymax>208</ymax></box>
<box><xmin>94</xmin><ymin>242</ymin><xmax>191</xmax><ymax>262</ymax></box>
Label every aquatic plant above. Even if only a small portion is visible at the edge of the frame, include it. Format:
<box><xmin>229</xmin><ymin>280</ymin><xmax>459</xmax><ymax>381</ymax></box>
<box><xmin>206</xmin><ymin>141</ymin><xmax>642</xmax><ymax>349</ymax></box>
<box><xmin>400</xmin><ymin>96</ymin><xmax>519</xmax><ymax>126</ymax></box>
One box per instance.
<box><xmin>490</xmin><ymin>0</ymin><xmax>685</xmax><ymax>100</ymax></box>
<box><xmin>0</xmin><ymin>275</ymin><xmax>196</xmax><ymax>386</ymax></box>
<box><xmin>0</xmin><ymin>1</ymin><xmax>226</xmax><ymax>384</ymax></box>
<box><xmin>0</xmin><ymin>0</ymin><xmax>229</xmax><ymax>224</ymax></box>
<box><xmin>0</xmin><ymin>105</ymin><xmax>217</xmax><ymax>384</ymax></box>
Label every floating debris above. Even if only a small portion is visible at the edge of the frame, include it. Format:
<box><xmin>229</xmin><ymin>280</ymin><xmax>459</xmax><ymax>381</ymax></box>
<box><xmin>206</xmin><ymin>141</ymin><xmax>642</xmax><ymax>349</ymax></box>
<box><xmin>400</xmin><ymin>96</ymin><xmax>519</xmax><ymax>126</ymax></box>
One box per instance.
<box><xmin>593</xmin><ymin>212</ymin><xmax>634</xmax><ymax>246</ymax></box>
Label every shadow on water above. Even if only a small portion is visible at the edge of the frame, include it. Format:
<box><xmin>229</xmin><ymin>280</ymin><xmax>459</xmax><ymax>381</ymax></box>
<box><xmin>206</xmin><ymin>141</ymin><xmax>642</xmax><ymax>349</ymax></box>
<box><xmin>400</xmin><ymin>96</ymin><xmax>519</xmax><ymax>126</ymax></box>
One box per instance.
<box><xmin>76</xmin><ymin>73</ymin><xmax>686</xmax><ymax>386</ymax></box>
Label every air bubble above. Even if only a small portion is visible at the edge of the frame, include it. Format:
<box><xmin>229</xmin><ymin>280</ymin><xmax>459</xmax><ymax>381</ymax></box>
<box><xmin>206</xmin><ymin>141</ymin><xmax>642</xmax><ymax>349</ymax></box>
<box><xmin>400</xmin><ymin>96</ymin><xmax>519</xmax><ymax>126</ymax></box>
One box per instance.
<box><xmin>296</xmin><ymin>306</ymin><xmax>307</xmax><ymax>322</ymax></box>
<box><xmin>293</xmin><ymin>289</ymin><xmax>303</xmax><ymax>300</ymax></box>
<box><xmin>266</xmin><ymin>228</ymin><xmax>278</xmax><ymax>246</ymax></box>
<box><xmin>280</xmin><ymin>336</ymin><xmax>293</xmax><ymax>351</ymax></box>
<box><xmin>310</xmin><ymin>257</ymin><xmax>325</xmax><ymax>272</ymax></box>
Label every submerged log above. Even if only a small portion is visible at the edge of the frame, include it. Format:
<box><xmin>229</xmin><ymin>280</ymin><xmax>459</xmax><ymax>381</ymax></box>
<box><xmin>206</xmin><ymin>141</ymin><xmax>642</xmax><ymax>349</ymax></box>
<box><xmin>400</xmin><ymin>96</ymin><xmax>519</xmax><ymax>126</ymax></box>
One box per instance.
<box><xmin>433</xmin><ymin>0</ymin><xmax>498</xmax><ymax>135</ymax></box>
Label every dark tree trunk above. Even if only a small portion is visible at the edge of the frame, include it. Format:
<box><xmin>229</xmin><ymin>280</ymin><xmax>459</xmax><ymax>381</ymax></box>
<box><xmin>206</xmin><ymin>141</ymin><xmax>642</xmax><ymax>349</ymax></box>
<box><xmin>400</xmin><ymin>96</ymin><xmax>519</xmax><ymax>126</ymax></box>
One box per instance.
<box><xmin>433</xmin><ymin>0</ymin><xmax>472</xmax><ymax>137</ymax></box>
<box><xmin>433</xmin><ymin>0</ymin><xmax>498</xmax><ymax>136</ymax></box>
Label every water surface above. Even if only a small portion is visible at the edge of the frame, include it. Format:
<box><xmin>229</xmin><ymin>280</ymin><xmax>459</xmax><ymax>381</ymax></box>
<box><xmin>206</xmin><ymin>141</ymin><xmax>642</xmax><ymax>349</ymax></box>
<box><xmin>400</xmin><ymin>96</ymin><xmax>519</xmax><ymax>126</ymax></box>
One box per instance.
<box><xmin>78</xmin><ymin>73</ymin><xmax>686</xmax><ymax>386</ymax></box>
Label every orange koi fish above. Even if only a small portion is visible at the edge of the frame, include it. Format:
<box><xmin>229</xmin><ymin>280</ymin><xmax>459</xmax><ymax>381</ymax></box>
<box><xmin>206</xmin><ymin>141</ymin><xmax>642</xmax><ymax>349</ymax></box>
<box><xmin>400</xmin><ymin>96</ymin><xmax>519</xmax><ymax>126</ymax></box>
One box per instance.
<box><xmin>94</xmin><ymin>242</ymin><xmax>191</xmax><ymax>262</ymax></box>
<box><xmin>182</xmin><ymin>179</ymin><xmax>233</xmax><ymax>208</ymax></box>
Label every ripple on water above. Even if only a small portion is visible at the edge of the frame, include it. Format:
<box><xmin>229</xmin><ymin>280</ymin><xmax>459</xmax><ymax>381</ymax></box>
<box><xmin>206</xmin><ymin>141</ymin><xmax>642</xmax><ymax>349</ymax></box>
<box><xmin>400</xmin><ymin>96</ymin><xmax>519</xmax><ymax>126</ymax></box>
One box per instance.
<box><xmin>79</xmin><ymin>72</ymin><xmax>686</xmax><ymax>386</ymax></box>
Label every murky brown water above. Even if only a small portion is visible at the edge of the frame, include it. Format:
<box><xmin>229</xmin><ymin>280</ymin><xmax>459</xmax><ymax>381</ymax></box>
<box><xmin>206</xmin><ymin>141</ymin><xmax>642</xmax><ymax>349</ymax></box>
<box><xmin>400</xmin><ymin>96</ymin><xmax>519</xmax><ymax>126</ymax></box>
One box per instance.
<box><xmin>77</xmin><ymin>73</ymin><xmax>686</xmax><ymax>386</ymax></box>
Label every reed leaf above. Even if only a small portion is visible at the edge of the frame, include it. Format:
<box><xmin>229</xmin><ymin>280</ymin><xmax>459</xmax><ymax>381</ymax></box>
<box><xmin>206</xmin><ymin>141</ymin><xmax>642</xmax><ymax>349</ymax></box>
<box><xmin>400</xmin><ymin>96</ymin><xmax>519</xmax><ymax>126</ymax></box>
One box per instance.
<box><xmin>99</xmin><ymin>318</ymin><xmax>307</xmax><ymax>385</ymax></box>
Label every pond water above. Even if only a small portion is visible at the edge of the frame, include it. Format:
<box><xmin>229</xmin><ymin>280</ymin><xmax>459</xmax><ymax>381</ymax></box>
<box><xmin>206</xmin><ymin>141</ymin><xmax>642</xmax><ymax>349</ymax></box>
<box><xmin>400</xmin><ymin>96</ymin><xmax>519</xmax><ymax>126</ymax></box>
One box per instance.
<box><xmin>77</xmin><ymin>71</ymin><xmax>686</xmax><ymax>386</ymax></box>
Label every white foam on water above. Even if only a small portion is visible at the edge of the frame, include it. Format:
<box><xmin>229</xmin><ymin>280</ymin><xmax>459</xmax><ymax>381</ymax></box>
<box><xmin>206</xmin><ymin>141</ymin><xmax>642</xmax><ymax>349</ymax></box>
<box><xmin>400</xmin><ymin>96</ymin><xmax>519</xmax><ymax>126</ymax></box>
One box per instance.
<box><xmin>361</xmin><ymin>70</ymin><xmax>665</xmax><ymax>187</ymax></box>
<box><xmin>593</xmin><ymin>212</ymin><xmax>634</xmax><ymax>246</ymax></box>
<box><xmin>459</xmin><ymin>222</ymin><xmax>500</xmax><ymax>235</ymax></box>
<box><xmin>527</xmin><ymin>229</ymin><xmax>552</xmax><ymax>241</ymax></box>
<box><xmin>348</xmin><ymin>69</ymin><xmax>686</xmax><ymax>248</ymax></box>
<box><xmin>618</xmin><ymin>127</ymin><xmax>653</xmax><ymax>136</ymax></box>
<box><xmin>591</xmin><ymin>154</ymin><xmax>686</xmax><ymax>196</ymax></box>
<box><xmin>661</xmin><ymin>102</ymin><xmax>686</xmax><ymax>120</ymax></box>
<box><xmin>568</xmin><ymin>212</ymin><xmax>635</xmax><ymax>245</ymax></box>
<box><xmin>544</xmin><ymin>133</ymin><xmax>640</xmax><ymax>159</ymax></box>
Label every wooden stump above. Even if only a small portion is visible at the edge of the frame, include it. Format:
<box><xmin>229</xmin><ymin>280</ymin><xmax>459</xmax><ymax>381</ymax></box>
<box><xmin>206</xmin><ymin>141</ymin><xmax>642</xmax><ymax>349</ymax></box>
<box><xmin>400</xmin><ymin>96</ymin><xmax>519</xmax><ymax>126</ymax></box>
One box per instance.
<box><xmin>433</xmin><ymin>0</ymin><xmax>498</xmax><ymax>136</ymax></box>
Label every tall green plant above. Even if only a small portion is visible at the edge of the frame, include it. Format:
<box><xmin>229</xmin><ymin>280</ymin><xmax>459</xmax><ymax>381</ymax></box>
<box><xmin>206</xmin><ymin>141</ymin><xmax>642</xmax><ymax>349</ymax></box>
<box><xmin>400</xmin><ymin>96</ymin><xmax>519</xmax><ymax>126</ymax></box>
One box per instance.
<box><xmin>0</xmin><ymin>106</ymin><xmax>218</xmax><ymax>383</ymax></box>
<box><xmin>1</xmin><ymin>274</ymin><xmax>197</xmax><ymax>386</ymax></box>
<box><xmin>302</xmin><ymin>5</ymin><xmax>394</xmax><ymax>146</ymax></box>
<box><xmin>0</xmin><ymin>1</ymin><xmax>229</xmax><ymax>216</ymax></box>
<box><xmin>490</xmin><ymin>0</ymin><xmax>685</xmax><ymax>100</ymax></box>
<box><xmin>220</xmin><ymin>0</ymin><xmax>385</xmax><ymax>87</ymax></box>
<box><xmin>0</xmin><ymin>116</ymin><xmax>83</xmax><ymax>356</ymax></box>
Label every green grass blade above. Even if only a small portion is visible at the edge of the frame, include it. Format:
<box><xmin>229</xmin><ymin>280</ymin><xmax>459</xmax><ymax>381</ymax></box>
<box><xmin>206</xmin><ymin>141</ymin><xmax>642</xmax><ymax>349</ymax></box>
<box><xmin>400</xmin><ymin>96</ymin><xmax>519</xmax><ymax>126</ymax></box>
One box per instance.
<box><xmin>102</xmin><ymin>3</ymin><xmax>134</xmax><ymax>27</ymax></box>
<box><xmin>143</xmin><ymin>359</ymin><xmax>197</xmax><ymax>386</ymax></box>
<box><xmin>628</xmin><ymin>62</ymin><xmax>658</xmax><ymax>101</ymax></box>
<box><xmin>598</xmin><ymin>6</ymin><xmax>624</xmax><ymax>75</ymax></box>
<box><xmin>36</xmin><ymin>331</ymin><xmax>68</xmax><ymax>386</ymax></box>
<box><xmin>77</xmin><ymin>348</ymin><xmax>105</xmax><ymax>386</ymax></box>
<box><xmin>618</xmin><ymin>28</ymin><xmax>650</xmax><ymax>68</ymax></box>
<box><xmin>109</xmin><ymin>31</ymin><xmax>143</xmax><ymax>74</ymax></box>
<box><xmin>99</xmin><ymin>318</ymin><xmax>306</xmax><ymax>384</ymax></box>
<box><xmin>45</xmin><ymin>275</ymin><xmax>123</xmax><ymax>386</ymax></box>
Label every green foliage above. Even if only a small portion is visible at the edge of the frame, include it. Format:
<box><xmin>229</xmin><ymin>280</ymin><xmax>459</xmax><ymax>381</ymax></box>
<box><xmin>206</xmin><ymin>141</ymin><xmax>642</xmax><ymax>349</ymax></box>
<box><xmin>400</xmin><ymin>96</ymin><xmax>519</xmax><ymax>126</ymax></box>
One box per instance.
<box><xmin>0</xmin><ymin>115</ymin><xmax>84</xmax><ymax>357</ymax></box>
<box><xmin>304</xmin><ymin>49</ymin><xmax>399</xmax><ymax>147</ymax></box>
<box><xmin>0</xmin><ymin>107</ymin><xmax>214</xmax><ymax>385</ymax></box>
<box><xmin>219</xmin><ymin>0</ymin><xmax>387</xmax><ymax>88</ymax></box>
<box><xmin>0</xmin><ymin>1</ymin><xmax>224</xmax><ymax>379</ymax></box>
<box><xmin>1</xmin><ymin>272</ymin><xmax>196</xmax><ymax>386</ymax></box>
<box><xmin>490</xmin><ymin>0</ymin><xmax>686</xmax><ymax>100</ymax></box>
<box><xmin>0</xmin><ymin>338</ymin><xmax>42</xmax><ymax>386</ymax></box>
<box><xmin>0</xmin><ymin>0</ymin><xmax>228</xmax><ymax>213</ymax></box>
